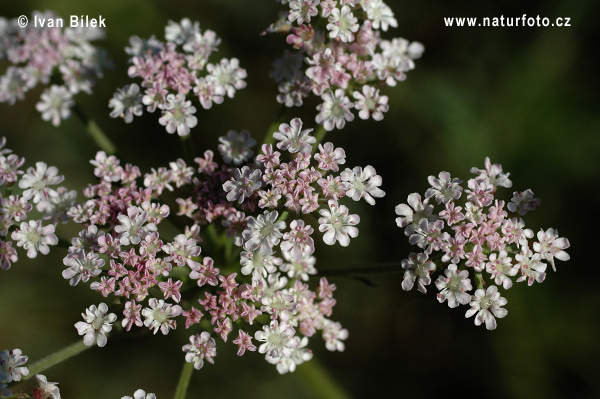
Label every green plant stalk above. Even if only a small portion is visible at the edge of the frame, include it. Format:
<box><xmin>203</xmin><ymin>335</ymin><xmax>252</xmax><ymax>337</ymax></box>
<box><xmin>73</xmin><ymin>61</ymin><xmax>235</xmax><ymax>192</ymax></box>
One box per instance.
<box><xmin>296</xmin><ymin>357</ymin><xmax>349</xmax><ymax>399</ymax></box>
<box><xmin>173</xmin><ymin>361</ymin><xmax>194</xmax><ymax>399</ymax></box>
<box><xmin>24</xmin><ymin>340</ymin><xmax>90</xmax><ymax>380</ymax></box>
<box><xmin>72</xmin><ymin>104</ymin><xmax>116</xmax><ymax>155</ymax></box>
<box><xmin>311</xmin><ymin>125</ymin><xmax>327</xmax><ymax>155</ymax></box>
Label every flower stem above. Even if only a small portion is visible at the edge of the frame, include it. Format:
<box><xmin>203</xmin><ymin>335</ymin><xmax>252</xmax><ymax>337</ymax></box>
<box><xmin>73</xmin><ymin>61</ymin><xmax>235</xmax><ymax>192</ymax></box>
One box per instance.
<box><xmin>23</xmin><ymin>340</ymin><xmax>90</xmax><ymax>380</ymax></box>
<box><xmin>311</xmin><ymin>125</ymin><xmax>327</xmax><ymax>155</ymax></box>
<box><xmin>173</xmin><ymin>361</ymin><xmax>194</xmax><ymax>399</ymax></box>
<box><xmin>72</xmin><ymin>104</ymin><xmax>116</xmax><ymax>155</ymax></box>
<box><xmin>179</xmin><ymin>134</ymin><xmax>195</xmax><ymax>165</ymax></box>
<box><xmin>296</xmin><ymin>357</ymin><xmax>349</xmax><ymax>399</ymax></box>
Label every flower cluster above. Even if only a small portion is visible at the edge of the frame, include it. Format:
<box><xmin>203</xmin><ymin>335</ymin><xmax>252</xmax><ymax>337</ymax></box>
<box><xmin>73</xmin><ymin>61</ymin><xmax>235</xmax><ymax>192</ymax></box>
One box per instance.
<box><xmin>0</xmin><ymin>11</ymin><xmax>109</xmax><ymax>126</ymax></box>
<box><xmin>0</xmin><ymin>138</ymin><xmax>72</xmax><ymax>271</ymax></box>
<box><xmin>64</xmin><ymin>121</ymin><xmax>374</xmax><ymax>373</ymax></box>
<box><xmin>266</xmin><ymin>0</ymin><xmax>423</xmax><ymax>130</ymax></box>
<box><xmin>395</xmin><ymin>158</ymin><xmax>570</xmax><ymax>330</ymax></box>
<box><xmin>109</xmin><ymin>18</ymin><xmax>247</xmax><ymax>136</ymax></box>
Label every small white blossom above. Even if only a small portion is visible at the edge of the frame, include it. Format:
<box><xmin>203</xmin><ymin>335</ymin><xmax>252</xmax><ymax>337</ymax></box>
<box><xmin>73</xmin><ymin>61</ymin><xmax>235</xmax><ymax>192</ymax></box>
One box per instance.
<box><xmin>465</xmin><ymin>285</ymin><xmax>508</xmax><ymax>330</ymax></box>
<box><xmin>255</xmin><ymin>320</ymin><xmax>300</xmax><ymax>363</ymax></box>
<box><xmin>34</xmin><ymin>374</ymin><xmax>61</xmax><ymax>399</ymax></box>
<box><xmin>222</xmin><ymin>166</ymin><xmax>262</xmax><ymax>203</ymax></box>
<box><xmin>36</xmin><ymin>85</ymin><xmax>73</xmax><ymax>127</ymax></box>
<box><xmin>158</xmin><ymin>93</ymin><xmax>198</xmax><ymax>136</ymax></box>
<box><xmin>142</xmin><ymin>298</ymin><xmax>182</xmax><ymax>335</ymax></box>
<box><xmin>401</xmin><ymin>252</ymin><xmax>436</xmax><ymax>293</ymax></box>
<box><xmin>316</xmin><ymin>89</ymin><xmax>354</xmax><ymax>131</ymax></box>
<box><xmin>218</xmin><ymin>130</ymin><xmax>256</xmax><ymax>165</ymax></box>
<box><xmin>115</xmin><ymin>206</ymin><xmax>157</xmax><ymax>245</ymax></box>
<box><xmin>0</xmin><ymin>349</ymin><xmax>28</xmax><ymax>383</ymax></box>
<box><xmin>318</xmin><ymin>199</ymin><xmax>360</xmax><ymax>247</ymax></box>
<box><xmin>341</xmin><ymin>165</ymin><xmax>385</xmax><ymax>205</ymax></box>
<box><xmin>121</xmin><ymin>389</ymin><xmax>157</xmax><ymax>399</ymax></box>
<box><xmin>533</xmin><ymin>228</ymin><xmax>570</xmax><ymax>271</ymax></box>
<box><xmin>273</xmin><ymin>117</ymin><xmax>316</xmax><ymax>154</ymax></box>
<box><xmin>182</xmin><ymin>332</ymin><xmax>217</xmax><ymax>370</ymax></box>
<box><xmin>242</xmin><ymin>210</ymin><xmax>286</xmax><ymax>253</ymax></box>
<box><xmin>11</xmin><ymin>220</ymin><xmax>58</xmax><ymax>258</ymax></box>
<box><xmin>74</xmin><ymin>303</ymin><xmax>117</xmax><ymax>347</ymax></box>
<box><xmin>18</xmin><ymin>161</ymin><xmax>64</xmax><ymax>203</ymax></box>
<box><xmin>435</xmin><ymin>264</ymin><xmax>472</xmax><ymax>308</ymax></box>
<box><xmin>109</xmin><ymin>83</ymin><xmax>143</xmax><ymax>123</ymax></box>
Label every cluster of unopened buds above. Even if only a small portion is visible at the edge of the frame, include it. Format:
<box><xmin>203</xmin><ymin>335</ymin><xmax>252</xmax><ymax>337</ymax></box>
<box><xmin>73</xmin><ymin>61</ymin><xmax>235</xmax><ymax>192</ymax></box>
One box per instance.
<box><xmin>266</xmin><ymin>0</ymin><xmax>424</xmax><ymax>130</ymax></box>
<box><xmin>0</xmin><ymin>11</ymin><xmax>109</xmax><ymax>126</ymax></box>
<box><xmin>395</xmin><ymin>158</ymin><xmax>570</xmax><ymax>330</ymax></box>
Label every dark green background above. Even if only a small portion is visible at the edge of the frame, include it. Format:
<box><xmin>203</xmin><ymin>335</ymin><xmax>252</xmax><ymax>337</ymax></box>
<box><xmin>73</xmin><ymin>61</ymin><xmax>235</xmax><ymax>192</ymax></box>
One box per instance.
<box><xmin>0</xmin><ymin>0</ymin><xmax>598</xmax><ymax>398</ymax></box>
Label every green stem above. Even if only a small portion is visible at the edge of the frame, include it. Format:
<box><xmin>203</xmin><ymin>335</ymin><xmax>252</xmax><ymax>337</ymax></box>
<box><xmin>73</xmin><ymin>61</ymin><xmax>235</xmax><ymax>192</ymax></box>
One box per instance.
<box><xmin>173</xmin><ymin>361</ymin><xmax>194</xmax><ymax>399</ymax></box>
<box><xmin>23</xmin><ymin>340</ymin><xmax>90</xmax><ymax>380</ymax></box>
<box><xmin>179</xmin><ymin>134</ymin><xmax>195</xmax><ymax>165</ymax></box>
<box><xmin>475</xmin><ymin>272</ymin><xmax>486</xmax><ymax>290</ymax></box>
<box><xmin>296</xmin><ymin>357</ymin><xmax>349</xmax><ymax>399</ymax></box>
<box><xmin>311</xmin><ymin>125</ymin><xmax>327</xmax><ymax>155</ymax></box>
<box><xmin>73</xmin><ymin>104</ymin><xmax>116</xmax><ymax>155</ymax></box>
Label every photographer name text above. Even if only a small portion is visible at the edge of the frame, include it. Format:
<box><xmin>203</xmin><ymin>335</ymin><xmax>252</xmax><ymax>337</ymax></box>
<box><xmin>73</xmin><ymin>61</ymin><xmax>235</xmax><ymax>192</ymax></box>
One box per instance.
<box><xmin>33</xmin><ymin>14</ymin><xmax>106</xmax><ymax>28</ymax></box>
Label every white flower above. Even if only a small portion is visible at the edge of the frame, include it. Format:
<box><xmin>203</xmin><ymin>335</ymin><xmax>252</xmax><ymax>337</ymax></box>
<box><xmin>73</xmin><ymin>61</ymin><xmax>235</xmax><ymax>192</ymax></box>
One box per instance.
<box><xmin>352</xmin><ymin>85</ymin><xmax>389</xmax><ymax>121</ymax></box>
<box><xmin>62</xmin><ymin>249</ymin><xmax>105</xmax><ymax>286</ymax></box>
<box><xmin>206</xmin><ymin>58</ymin><xmax>247</xmax><ymax>98</ymax></box>
<box><xmin>273</xmin><ymin>117</ymin><xmax>316</xmax><ymax>154</ymax></box>
<box><xmin>395</xmin><ymin>193</ymin><xmax>436</xmax><ymax>236</ymax></box>
<box><xmin>222</xmin><ymin>166</ymin><xmax>262</xmax><ymax>203</ymax></box>
<box><xmin>74</xmin><ymin>303</ymin><xmax>117</xmax><ymax>347</ymax></box>
<box><xmin>424</xmin><ymin>171</ymin><xmax>463</xmax><ymax>204</ymax></box>
<box><xmin>142</xmin><ymin>298</ymin><xmax>182</xmax><ymax>335</ymax></box>
<box><xmin>533</xmin><ymin>228</ymin><xmax>570</xmax><ymax>272</ymax></box>
<box><xmin>158</xmin><ymin>93</ymin><xmax>198</xmax><ymax>136</ymax></box>
<box><xmin>121</xmin><ymin>389</ymin><xmax>157</xmax><ymax>399</ymax></box>
<box><xmin>36</xmin><ymin>186</ymin><xmax>78</xmax><ymax>224</ymax></box>
<box><xmin>341</xmin><ymin>165</ymin><xmax>385</xmax><ymax>205</ymax></box>
<box><xmin>316</xmin><ymin>89</ymin><xmax>354</xmax><ymax>131</ymax></box>
<box><xmin>240</xmin><ymin>248</ymin><xmax>282</xmax><ymax>282</ymax></box>
<box><xmin>218</xmin><ymin>129</ymin><xmax>256</xmax><ymax>165</ymax></box>
<box><xmin>242</xmin><ymin>210</ymin><xmax>286</xmax><ymax>253</ymax></box>
<box><xmin>18</xmin><ymin>161</ymin><xmax>64</xmax><ymax>203</ymax></box>
<box><xmin>115</xmin><ymin>206</ymin><xmax>157</xmax><ymax>245</ymax></box>
<box><xmin>470</xmin><ymin>157</ymin><xmax>512</xmax><ymax>189</ymax></box>
<box><xmin>34</xmin><ymin>374</ymin><xmax>61</xmax><ymax>399</ymax></box>
<box><xmin>435</xmin><ymin>264</ymin><xmax>472</xmax><ymax>308</ymax></box>
<box><xmin>165</xmin><ymin>18</ymin><xmax>200</xmax><ymax>45</ymax></box>
<box><xmin>326</xmin><ymin>5</ymin><xmax>359</xmax><ymax>42</ymax></box>
<box><xmin>486</xmin><ymin>250</ymin><xmax>518</xmax><ymax>289</ymax></box>
<box><xmin>0</xmin><ymin>349</ymin><xmax>28</xmax><ymax>383</ymax></box>
<box><xmin>515</xmin><ymin>249</ymin><xmax>547</xmax><ymax>286</ymax></box>
<box><xmin>401</xmin><ymin>252</ymin><xmax>436</xmax><ymax>293</ymax></box>
<box><xmin>271</xmin><ymin>336</ymin><xmax>312</xmax><ymax>374</ymax></box>
<box><xmin>11</xmin><ymin>220</ymin><xmax>58</xmax><ymax>258</ymax></box>
<box><xmin>182</xmin><ymin>332</ymin><xmax>217</xmax><ymax>370</ymax></box>
<box><xmin>465</xmin><ymin>285</ymin><xmax>508</xmax><ymax>330</ymax></box>
<box><xmin>322</xmin><ymin>320</ymin><xmax>349</xmax><ymax>352</ymax></box>
<box><xmin>162</xmin><ymin>234</ymin><xmax>201</xmax><ymax>267</ymax></box>
<box><xmin>255</xmin><ymin>320</ymin><xmax>300</xmax><ymax>363</ymax></box>
<box><xmin>36</xmin><ymin>85</ymin><xmax>73</xmax><ymax>127</ymax></box>
<box><xmin>364</xmin><ymin>0</ymin><xmax>398</xmax><ymax>31</ymax></box>
<box><xmin>109</xmin><ymin>83</ymin><xmax>143</xmax><ymax>123</ymax></box>
<box><xmin>318</xmin><ymin>199</ymin><xmax>360</xmax><ymax>247</ymax></box>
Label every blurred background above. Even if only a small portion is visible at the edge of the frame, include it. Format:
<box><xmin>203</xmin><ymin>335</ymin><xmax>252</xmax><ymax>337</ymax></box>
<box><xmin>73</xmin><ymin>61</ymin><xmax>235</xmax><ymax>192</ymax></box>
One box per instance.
<box><xmin>1</xmin><ymin>0</ymin><xmax>599</xmax><ymax>398</ymax></box>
